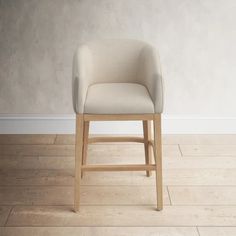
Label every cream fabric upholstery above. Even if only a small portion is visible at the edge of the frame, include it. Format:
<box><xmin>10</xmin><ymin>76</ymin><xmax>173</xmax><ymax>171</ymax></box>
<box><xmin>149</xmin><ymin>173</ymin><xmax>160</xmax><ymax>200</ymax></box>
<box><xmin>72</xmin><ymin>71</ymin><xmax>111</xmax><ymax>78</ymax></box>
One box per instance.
<box><xmin>84</xmin><ymin>83</ymin><xmax>154</xmax><ymax>114</ymax></box>
<box><xmin>72</xmin><ymin>39</ymin><xmax>163</xmax><ymax>114</ymax></box>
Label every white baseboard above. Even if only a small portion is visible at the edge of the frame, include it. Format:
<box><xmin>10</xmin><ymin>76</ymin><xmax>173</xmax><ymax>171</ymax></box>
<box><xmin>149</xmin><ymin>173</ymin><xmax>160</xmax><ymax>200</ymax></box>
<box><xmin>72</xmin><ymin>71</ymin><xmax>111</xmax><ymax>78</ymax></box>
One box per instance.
<box><xmin>0</xmin><ymin>115</ymin><xmax>236</xmax><ymax>134</ymax></box>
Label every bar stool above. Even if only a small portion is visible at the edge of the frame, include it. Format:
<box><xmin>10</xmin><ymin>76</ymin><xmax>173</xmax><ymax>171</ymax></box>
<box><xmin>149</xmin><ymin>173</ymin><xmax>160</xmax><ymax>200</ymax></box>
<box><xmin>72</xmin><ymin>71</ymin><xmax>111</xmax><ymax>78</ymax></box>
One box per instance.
<box><xmin>72</xmin><ymin>39</ymin><xmax>164</xmax><ymax>212</ymax></box>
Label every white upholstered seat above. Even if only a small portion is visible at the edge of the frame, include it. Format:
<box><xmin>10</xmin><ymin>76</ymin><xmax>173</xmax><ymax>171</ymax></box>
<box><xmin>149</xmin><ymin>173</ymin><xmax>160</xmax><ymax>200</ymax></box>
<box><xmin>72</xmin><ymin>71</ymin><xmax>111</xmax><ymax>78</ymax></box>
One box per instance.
<box><xmin>84</xmin><ymin>83</ymin><xmax>154</xmax><ymax>114</ymax></box>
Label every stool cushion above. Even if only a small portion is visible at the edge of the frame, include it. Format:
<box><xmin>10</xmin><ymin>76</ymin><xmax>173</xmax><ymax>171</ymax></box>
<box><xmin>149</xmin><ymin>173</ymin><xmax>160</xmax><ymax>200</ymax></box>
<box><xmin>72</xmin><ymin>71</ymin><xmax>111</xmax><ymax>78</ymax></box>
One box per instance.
<box><xmin>84</xmin><ymin>83</ymin><xmax>155</xmax><ymax>114</ymax></box>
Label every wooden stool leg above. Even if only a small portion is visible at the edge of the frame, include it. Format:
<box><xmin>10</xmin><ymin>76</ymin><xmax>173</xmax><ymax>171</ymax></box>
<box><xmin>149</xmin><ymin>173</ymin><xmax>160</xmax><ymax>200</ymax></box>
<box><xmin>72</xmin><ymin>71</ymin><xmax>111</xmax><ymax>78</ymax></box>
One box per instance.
<box><xmin>81</xmin><ymin>121</ymin><xmax>89</xmax><ymax>178</ymax></box>
<box><xmin>153</xmin><ymin>114</ymin><xmax>163</xmax><ymax>211</ymax></box>
<box><xmin>74</xmin><ymin>114</ymin><xmax>84</xmax><ymax>212</ymax></box>
<box><xmin>143</xmin><ymin>120</ymin><xmax>152</xmax><ymax>177</ymax></box>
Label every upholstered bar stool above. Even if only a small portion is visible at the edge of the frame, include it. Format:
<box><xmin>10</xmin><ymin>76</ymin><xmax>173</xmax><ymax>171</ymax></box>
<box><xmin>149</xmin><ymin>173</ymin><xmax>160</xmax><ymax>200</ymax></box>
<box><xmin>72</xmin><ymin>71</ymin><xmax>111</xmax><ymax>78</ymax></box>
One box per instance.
<box><xmin>72</xmin><ymin>39</ymin><xmax>164</xmax><ymax>212</ymax></box>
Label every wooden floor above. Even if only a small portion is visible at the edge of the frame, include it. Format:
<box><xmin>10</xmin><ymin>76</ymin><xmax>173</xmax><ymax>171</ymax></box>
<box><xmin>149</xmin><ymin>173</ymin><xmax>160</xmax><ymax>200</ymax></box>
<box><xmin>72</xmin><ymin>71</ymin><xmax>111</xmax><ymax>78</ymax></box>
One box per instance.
<box><xmin>0</xmin><ymin>134</ymin><xmax>236</xmax><ymax>236</ymax></box>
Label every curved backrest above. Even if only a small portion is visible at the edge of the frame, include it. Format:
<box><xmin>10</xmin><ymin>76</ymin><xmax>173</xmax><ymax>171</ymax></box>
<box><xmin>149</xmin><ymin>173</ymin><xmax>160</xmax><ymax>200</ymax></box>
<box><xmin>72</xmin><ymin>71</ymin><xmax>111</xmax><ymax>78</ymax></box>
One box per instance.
<box><xmin>84</xmin><ymin>39</ymin><xmax>150</xmax><ymax>84</ymax></box>
<box><xmin>73</xmin><ymin>39</ymin><xmax>163</xmax><ymax>114</ymax></box>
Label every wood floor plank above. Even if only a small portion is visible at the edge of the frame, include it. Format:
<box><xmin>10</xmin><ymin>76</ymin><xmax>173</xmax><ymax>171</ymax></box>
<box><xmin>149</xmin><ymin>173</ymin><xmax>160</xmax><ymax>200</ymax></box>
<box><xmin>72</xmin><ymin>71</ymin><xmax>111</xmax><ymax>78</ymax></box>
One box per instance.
<box><xmin>0</xmin><ymin>169</ymin><xmax>73</xmax><ymax>186</ymax></box>
<box><xmin>0</xmin><ymin>186</ymin><xmax>170</xmax><ymax>206</ymax></box>
<box><xmin>0</xmin><ymin>144</ymin><xmax>180</xmax><ymax>157</ymax></box>
<box><xmin>0</xmin><ymin>206</ymin><xmax>11</xmax><ymax>226</ymax></box>
<box><xmin>2</xmin><ymin>134</ymin><xmax>235</xmax><ymax>145</ymax></box>
<box><xmin>1</xmin><ymin>169</ymin><xmax>236</xmax><ymax>186</ymax></box>
<box><xmin>56</xmin><ymin>134</ymin><xmax>236</xmax><ymax>145</ymax></box>
<box><xmin>87</xmin><ymin>155</ymin><xmax>236</xmax><ymax>169</ymax></box>
<box><xmin>180</xmin><ymin>145</ymin><xmax>236</xmax><ymax>157</ymax></box>
<box><xmin>163</xmin><ymin>135</ymin><xmax>236</xmax><ymax>145</ymax></box>
<box><xmin>198</xmin><ymin>227</ymin><xmax>236</xmax><ymax>236</ymax></box>
<box><xmin>6</xmin><ymin>206</ymin><xmax>236</xmax><ymax>226</ymax></box>
<box><xmin>82</xmin><ymin>169</ymin><xmax>236</xmax><ymax>186</ymax></box>
<box><xmin>163</xmin><ymin>157</ymin><xmax>236</xmax><ymax>169</ymax></box>
<box><xmin>54</xmin><ymin>135</ymin><xmax>75</xmax><ymax>145</ymax></box>
<box><xmin>1</xmin><ymin>135</ymin><xmax>236</xmax><ymax>229</ymax></box>
<box><xmin>0</xmin><ymin>145</ymin><xmax>74</xmax><ymax>156</ymax></box>
<box><xmin>168</xmin><ymin>186</ymin><xmax>236</xmax><ymax>205</ymax></box>
<box><xmin>2</xmin><ymin>155</ymin><xmax>236</xmax><ymax>170</ymax></box>
<box><xmin>55</xmin><ymin>134</ymin><xmax>146</xmax><ymax>145</ymax></box>
<box><xmin>0</xmin><ymin>226</ymin><xmax>199</xmax><ymax>236</ymax></box>
<box><xmin>163</xmin><ymin>169</ymin><xmax>236</xmax><ymax>186</ymax></box>
<box><xmin>0</xmin><ymin>156</ymin><xmax>74</xmax><ymax>169</ymax></box>
<box><xmin>0</xmin><ymin>135</ymin><xmax>56</xmax><ymax>145</ymax></box>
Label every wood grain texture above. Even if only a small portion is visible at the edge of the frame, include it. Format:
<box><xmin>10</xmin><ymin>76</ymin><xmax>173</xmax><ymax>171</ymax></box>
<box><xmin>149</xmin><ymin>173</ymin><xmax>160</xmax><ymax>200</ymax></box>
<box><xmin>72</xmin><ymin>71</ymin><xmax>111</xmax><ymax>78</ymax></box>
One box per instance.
<box><xmin>55</xmin><ymin>134</ymin><xmax>236</xmax><ymax>145</ymax></box>
<box><xmin>54</xmin><ymin>135</ymin><xmax>75</xmax><ymax>145</ymax></box>
<box><xmin>74</xmin><ymin>114</ymin><xmax>84</xmax><ymax>212</ymax></box>
<box><xmin>143</xmin><ymin>120</ymin><xmax>152</xmax><ymax>176</ymax></box>
<box><xmin>1</xmin><ymin>168</ymin><xmax>236</xmax><ymax>186</ymax></box>
<box><xmin>0</xmin><ymin>156</ymin><xmax>74</xmax><ymax>169</ymax></box>
<box><xmin>0</xmin><ymin>169</ymin><xmax>74</xmax><ymax>186</ymax></box>
<box><xmin>0</xmin><ymin>144</ymin><xmax>180</xmax><ymax>157</ymax></box>
<box><xmin>82</xmin><ymin>164</ymin><xmax>156</xmax><ymax>171</ymax></box>
<box><xmin>82</xmin><ymin>121</ymin><xmax>89</xmax><ymax>170</ymax></box>
<box><xmin>80</xmin><ymin>169</ymin><xmax>236</xmax><ymax>186</ymax></box>
<box><xmin>88</xmin><ymin>136</ymin><xmax>145</xmax><ymax>143</ymax></box>
<box><xmin>2</xmin><ymin>156</ymin><xmax>236</xmax><ymax>170</ymax></box>
<box><xmin>198</xmin><ymin>227</ymin><xmax>236</xmax><ymax>236</ymax></box>
<box><xmin>163</xmin><ymin>157</ymin><xmax>236</xmax><ymax>169</ymax></box>
<box><xmin>0</xmin><ymin>135</ymin><xmax>56</xmax><ymax>145</ymax></box>
<box><xmin>168</xmin><ymin>186</ymin><xmax>236</xmax><ymax>205</ymax></box>
<box><xmin>0</xmin><ymin>206</ymin><xmax>11</xmax><ymax>226</ymax></box>
<box><xmin>6</xmin><ymin>206</ymin><xmax>236</xmax><ymax>226</ymax></box>
<box><xmin>55</xmin><ymin>134</ymin><xmax>145</xmax><ymax>145</ymax></box>
<box><xmin>0</xmin><ymin>227</ymin><xmax>199</xmax><ymax>236</ymax></box>
<box><xmin>163</xmin><ymin>134</ymin><xmax>236</xmax><ymax>145</ymax></box>
<box><xmin>86</xmin><ymin>154</ymin><xmax>236</xmax><ymax>169</ymax></box>
<box><xmin>0</xmin><ymin>186</ymin><xmax>170</xmax><ymax>206</ymax></box>
<box><xmin>87</xmin><ymin>144</ymin><xmax>181</xmax><ymax>157</ymax></box>
<box><xmin>180</xmin><ymin>145</ymin><xmax>236</xmax><ymax>157</ymax></box>
<box><xmin>153</xmin><ymin>114</ymin><xmax>163</xmax><ymax>210</ymax></box>
<box><xmin>1</xmin><ymin>134</ymin><xmax>236</xmax><ymax>229</ymax></box>
<box><xmin>0</xmin><ymin>145</ymin><xmax>74</xmax><ymax>156</ymax></box>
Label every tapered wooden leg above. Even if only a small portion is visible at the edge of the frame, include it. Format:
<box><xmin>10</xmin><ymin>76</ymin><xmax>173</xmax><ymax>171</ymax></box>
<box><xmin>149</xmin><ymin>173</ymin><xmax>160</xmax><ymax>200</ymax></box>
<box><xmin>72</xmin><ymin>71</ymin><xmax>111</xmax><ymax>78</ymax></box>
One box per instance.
<box><xmin>153</xmin><ymin>114</ymin><xmax>163</xmax><ymax>211</ymax></box>
<box><xmin>143</xmin><ymin>120</ymin><xmax>152</xmax><ymax>177</ymax></box>
<box><xmin>74</xmin><ymin>114</ymin><xmax>84</xmax><ymax>212</ymax></box>
<box><xmin>81</xmin><ymin>121</ymin><xmax>89</xmax><ymax>178</ymax></box>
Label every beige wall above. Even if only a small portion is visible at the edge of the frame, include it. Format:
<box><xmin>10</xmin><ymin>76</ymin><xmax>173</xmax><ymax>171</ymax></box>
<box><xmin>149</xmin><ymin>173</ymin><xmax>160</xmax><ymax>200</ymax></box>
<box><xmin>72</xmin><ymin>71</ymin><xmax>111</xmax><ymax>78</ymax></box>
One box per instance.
<box><xmin>0</xmin><ymin>0</ymin><xmax>236</xmax><ymax>116</ymax></box>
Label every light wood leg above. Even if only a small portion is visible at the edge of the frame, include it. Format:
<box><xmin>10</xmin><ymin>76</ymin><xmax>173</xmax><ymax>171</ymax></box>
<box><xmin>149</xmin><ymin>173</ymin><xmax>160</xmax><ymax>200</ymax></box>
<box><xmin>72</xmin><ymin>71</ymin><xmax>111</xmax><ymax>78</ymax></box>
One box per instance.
<box><xmin>74</xmin><ymin>114</ymin><xmax>84</xmax><ymax>212</ymax></box>
<box><xmin>81</xmin><ymin>121</ymin><xmax>89</xmax><ymax>178</ymax></box>
<box><xmin>143</xmin><ymin>120</ymin><xmax>152</xmax><ymax>177</ymax></box>
<box><xmin>153</xmin><ymin>114</ymin><xmax>163</xmax><ymax>211</ymax></box>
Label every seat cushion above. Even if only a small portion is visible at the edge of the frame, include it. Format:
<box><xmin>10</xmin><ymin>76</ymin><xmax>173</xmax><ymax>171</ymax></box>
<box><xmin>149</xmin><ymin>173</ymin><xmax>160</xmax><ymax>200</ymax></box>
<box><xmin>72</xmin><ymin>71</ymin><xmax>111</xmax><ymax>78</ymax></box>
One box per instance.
<box><xmin>84</xmin><ymin>83</ymin><xmax>154</xmax><ymax>114</ymax></box>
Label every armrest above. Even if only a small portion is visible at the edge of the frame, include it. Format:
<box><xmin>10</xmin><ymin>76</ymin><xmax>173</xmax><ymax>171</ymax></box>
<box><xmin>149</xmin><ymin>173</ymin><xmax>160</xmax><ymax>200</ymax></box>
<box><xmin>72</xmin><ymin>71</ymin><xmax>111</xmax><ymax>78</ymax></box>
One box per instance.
<box><xmin>139</xmin><ymin>45</ymin><xmax>164</xmax><ymax>113</ymax></box>
<box><xmin>72</xmin><ymin>45</ymin><xmax>93</xmax><ymax>113</ymax></box>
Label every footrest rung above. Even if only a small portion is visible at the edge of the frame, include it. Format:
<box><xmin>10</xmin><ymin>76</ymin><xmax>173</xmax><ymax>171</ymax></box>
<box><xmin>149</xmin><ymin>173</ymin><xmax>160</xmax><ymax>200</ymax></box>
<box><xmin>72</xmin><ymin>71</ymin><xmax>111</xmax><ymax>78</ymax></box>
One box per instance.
<box><xmin>88</xmin><ymin>137</ymin><xmax>144</xmax><ymax>143</ymax></box>
<box><xmin>82</xmin><ymin>164</ymin><xmax>156</xmax><ymax>172</ymax></box>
